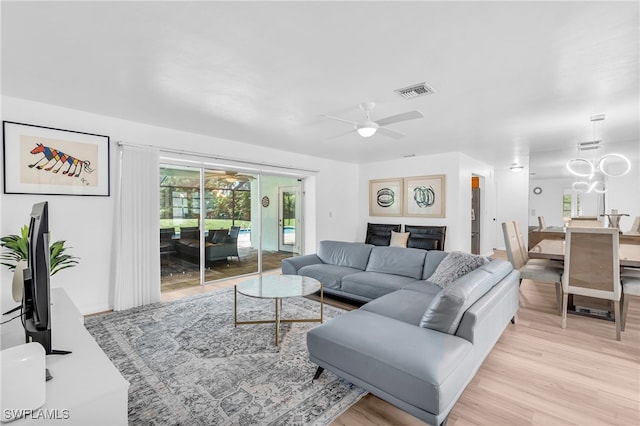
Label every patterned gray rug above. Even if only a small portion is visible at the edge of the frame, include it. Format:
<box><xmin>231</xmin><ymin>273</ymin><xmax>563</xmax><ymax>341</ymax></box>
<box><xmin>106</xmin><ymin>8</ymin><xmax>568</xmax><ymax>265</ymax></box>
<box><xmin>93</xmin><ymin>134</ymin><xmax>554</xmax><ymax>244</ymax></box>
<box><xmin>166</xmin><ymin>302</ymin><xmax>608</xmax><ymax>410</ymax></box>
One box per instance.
<box><xmin>85</xmin><ymin>288</ymin><xmax>366</xmax><ymax>425</ymax></box>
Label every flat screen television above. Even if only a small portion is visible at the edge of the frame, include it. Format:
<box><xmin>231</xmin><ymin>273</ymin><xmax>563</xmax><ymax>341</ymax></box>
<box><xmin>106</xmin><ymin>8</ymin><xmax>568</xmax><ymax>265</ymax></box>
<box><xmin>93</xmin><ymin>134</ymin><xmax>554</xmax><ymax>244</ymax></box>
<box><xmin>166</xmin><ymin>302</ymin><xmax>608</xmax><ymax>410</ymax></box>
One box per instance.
<box><xmin>22</xmin><ymin>201</ymin><xmax>70</xmax><ymax>355</ymax></box>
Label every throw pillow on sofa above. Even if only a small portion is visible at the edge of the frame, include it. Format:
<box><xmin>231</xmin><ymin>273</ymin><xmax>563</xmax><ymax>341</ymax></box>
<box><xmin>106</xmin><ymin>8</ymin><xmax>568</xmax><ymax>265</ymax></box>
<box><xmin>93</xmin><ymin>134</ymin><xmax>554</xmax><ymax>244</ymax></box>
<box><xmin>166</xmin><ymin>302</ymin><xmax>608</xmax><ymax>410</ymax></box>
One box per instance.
<box><xmin>428</xmin><ymin>251</ymin><xmax>489</xmax><ymax>289</ymax></box>
<box><xmin>389</xmin><ymin>231</ymin><xmax>410</xmax><ymax>248</ymax></box>
<box><xmin>420</xmin><ymin>259</ymin><xmax>513</xmax><ymax>334</ymax></box>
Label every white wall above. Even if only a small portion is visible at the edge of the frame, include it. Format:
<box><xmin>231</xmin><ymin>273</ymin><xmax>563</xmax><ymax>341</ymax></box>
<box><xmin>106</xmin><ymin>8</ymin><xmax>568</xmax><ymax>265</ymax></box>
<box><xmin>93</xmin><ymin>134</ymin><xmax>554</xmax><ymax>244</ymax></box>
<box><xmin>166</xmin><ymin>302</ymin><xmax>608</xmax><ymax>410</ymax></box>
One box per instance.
<box><xmin>254</xmin><ymin>175</ymin><xmax>300</xmax><ymax>252</ymax></box>
<box><xmin>358</xmin><ymin>152</ymin><xmax>496</xmax><ymax>254</ymax></box>
<box><xmin>494</xmin><ymin>165</ymin><xmax>530</xmax><ymax>250</ymax></box>
<box><xmin>1</xmin><ymin>96</ymin><xmax>359</xmax><ymax>314</ymax></box>
<box><xmin>529</xmin><ymin>178</ymin><xmax>565</xmax><ymax>227</ymax></box>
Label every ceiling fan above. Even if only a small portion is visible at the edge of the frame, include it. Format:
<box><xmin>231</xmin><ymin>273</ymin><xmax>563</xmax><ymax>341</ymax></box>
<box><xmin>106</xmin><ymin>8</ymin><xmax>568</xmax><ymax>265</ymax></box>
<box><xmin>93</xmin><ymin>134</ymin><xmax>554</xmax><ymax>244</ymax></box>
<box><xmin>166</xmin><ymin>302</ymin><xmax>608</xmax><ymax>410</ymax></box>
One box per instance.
<box><xmin>323</xmin><ymin>102</ymin><xmax>424</xmax><ymax>139</ymax></box>
<box><xmin>208</xmin><ymin>170</ymin><xmax>255</xmax><ymax>183</ymax></box>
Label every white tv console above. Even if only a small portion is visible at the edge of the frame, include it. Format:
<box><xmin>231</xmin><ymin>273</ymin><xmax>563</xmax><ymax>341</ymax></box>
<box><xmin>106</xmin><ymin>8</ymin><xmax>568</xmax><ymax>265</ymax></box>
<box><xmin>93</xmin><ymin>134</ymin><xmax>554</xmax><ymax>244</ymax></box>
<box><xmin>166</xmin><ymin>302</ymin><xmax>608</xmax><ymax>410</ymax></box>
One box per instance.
<box><xmin>0</xmin><ymin>288</ymin><xmax>129</xmax><ymax>425</ymax></box>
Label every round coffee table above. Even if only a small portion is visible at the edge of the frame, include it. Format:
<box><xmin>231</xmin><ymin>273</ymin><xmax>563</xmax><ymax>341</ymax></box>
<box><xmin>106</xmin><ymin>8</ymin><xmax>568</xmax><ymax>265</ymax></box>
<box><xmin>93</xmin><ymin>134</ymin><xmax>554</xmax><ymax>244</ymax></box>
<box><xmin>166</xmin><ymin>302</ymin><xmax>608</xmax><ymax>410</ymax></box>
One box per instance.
<box><xmin>234</xmin><ymin>275</ymin><xmax>323</xmax><ymax>346</ymax></box>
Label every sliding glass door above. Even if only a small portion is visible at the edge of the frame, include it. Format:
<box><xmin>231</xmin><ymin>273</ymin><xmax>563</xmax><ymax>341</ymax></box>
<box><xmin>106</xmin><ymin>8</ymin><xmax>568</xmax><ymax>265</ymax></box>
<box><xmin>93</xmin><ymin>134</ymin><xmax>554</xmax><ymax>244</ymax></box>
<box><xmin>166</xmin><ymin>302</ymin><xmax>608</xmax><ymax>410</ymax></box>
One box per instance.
<box><xmin>160</xmin><ymin>165</ymin><xmax>303</xmax><ymax>293</ymax></box>
<box><xmin>203</xmin><ymin>170</ymin><xmax>258</xmax><ymax>282</ymax></box>
<box><xmin>159</xmin><ymin>166</ymin><xmax>203</xmax><ymax>292</ymax></box>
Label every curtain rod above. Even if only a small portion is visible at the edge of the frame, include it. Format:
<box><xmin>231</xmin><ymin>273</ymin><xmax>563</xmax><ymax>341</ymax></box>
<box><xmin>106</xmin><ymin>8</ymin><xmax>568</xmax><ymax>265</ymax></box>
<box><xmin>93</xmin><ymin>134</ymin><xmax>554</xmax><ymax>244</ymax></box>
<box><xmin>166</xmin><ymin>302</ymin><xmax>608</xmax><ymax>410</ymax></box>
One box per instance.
<box><xmin>116</xmin><ymin>141</ymin><xmax>319</xmax><ymax>174</ymax></box>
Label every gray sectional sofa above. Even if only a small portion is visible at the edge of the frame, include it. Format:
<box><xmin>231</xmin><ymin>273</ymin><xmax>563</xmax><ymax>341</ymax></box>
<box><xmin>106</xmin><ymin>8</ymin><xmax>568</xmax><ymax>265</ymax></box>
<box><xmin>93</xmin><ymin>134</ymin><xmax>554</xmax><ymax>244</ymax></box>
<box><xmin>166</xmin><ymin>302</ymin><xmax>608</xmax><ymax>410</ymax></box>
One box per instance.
<box><xmin>281</xmin><ymin>240</ymin><xmax>444</xmax><ymax>302</ymax></box>
<box><xmin>282</xmin><ymin>240</ymin><xmax>520</xmax><ymax>426</ymax></box>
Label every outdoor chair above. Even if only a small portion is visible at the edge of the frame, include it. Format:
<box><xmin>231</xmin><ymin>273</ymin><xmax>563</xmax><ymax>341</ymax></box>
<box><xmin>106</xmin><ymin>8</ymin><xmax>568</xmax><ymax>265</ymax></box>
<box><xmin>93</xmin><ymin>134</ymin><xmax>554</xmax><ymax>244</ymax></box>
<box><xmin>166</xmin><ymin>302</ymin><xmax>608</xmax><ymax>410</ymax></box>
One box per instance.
<box><xmin>226</xmin><ymin>226</ymin><xmax>240</xmax><ymax>261</ymax></box>
<box><xmin>160</xmin><ymin>228</ymin><xmax>176</xmax><ymax>265</ymax></box>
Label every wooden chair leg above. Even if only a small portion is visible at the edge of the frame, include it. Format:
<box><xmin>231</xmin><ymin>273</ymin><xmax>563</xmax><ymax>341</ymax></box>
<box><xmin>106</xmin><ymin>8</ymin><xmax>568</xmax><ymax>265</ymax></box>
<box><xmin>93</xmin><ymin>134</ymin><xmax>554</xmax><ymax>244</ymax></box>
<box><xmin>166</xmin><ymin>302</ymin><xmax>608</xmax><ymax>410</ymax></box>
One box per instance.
<box><xmin>614</xmin><ymin>300</ymin><xmax>621</xmax><ymax>341</ymax></box>
<box><xmin>555</xmin><ymin>282</ymin><xmax>563</xmax><ymax>315</ymax></box>
<box><xmin>561</xmin><ymin>293</ymin><xmax>569</xmax><ymax>329</ymax></box>
<box><xmin>621</xmin><ymin>295</ymin><xmax>630</xmax><ymax>331</ymax></box>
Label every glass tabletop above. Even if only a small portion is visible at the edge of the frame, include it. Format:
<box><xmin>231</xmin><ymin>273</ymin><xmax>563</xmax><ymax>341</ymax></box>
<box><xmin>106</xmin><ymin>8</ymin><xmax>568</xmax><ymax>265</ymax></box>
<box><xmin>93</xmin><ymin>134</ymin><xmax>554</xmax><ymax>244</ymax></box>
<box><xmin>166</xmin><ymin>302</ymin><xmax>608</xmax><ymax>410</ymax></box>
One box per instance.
<box><xmin>236</xmin><ymin>275</ymin><xmax>321</xmax><ymax>299</ymax></box>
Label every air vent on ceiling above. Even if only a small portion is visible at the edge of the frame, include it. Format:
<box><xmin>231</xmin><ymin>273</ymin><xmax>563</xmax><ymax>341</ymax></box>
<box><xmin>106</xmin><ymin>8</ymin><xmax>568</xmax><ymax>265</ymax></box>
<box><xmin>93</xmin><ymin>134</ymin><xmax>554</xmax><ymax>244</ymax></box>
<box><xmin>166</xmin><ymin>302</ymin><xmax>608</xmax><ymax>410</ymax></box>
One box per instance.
<box><xmin>395</xmin><ymin>82</ymin><xmax>436</xmax><ymax>99</ymax></box>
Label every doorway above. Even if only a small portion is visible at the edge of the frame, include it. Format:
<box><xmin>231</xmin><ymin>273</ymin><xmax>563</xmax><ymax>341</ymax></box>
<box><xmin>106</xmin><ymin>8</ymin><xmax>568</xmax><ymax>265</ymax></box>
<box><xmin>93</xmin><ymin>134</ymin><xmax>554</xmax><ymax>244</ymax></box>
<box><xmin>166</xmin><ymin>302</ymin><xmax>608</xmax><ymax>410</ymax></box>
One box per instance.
<box><xmin>278</xmin><ymin>185</ymin><xmax>301</xmax><ymax>253</ymax></box>
<box><xmin>471</xmin><ymin>176</ymin><xmax>481</xmax><ymax>254</ymax></box>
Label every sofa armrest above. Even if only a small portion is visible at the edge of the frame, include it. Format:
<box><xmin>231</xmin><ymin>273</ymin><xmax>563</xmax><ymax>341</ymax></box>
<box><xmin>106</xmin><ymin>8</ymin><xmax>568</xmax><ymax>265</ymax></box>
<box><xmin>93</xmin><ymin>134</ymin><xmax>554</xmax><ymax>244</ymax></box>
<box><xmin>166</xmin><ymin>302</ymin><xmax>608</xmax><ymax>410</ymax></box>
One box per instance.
<box><xmin>281</xmin><ymin>254</ymin><xmax>322</xmax><ymax>275</ymax></box>
<box><xmin>455</xmin><ymin>270</ymin><xmax>520</xmax><ymax>344</ymax></box>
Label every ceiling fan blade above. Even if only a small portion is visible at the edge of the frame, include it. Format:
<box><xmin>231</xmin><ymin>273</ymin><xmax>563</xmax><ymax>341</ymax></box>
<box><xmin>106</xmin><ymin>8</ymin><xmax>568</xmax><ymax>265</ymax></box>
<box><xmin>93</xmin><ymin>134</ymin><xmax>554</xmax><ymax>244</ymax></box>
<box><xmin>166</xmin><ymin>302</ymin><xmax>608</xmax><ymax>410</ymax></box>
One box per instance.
<box><xmin>322</xmin><ymin>115</ymin><xmax>359</xmax><ymax>126</ymax></box>
<box><xmin>377</xmin><ymin>127</ymin><xmax>405</xmax><ymax>139</ymax></box>
<box><xmin>375</xmin><ymin>110</ymin><xmax>424</xmax><ymax>127</ymax></box>
<box><xmin>327</xmin><ymin>129</ymin><xmax>357</xmax><ymax>140</ymax></box>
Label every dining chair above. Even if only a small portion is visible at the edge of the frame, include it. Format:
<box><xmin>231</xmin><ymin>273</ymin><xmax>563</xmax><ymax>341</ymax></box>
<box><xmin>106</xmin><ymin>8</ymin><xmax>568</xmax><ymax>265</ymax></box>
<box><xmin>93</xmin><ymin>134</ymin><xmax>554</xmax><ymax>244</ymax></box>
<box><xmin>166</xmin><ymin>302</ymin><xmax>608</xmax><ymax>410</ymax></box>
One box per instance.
<box><xmin>538</xmin><ymin>216</ymin><xmax>546</xmax><ymax>229</ymax></box>
<box><xmin>628</xmin><ymin>216</ymin><xmax>640</xmax><ymax>233</ymax></box>
<box><xmin>502</xmin><ymin>221</ymin><xmax>563</xmax><ymax>313</ymax></box>
<box><xmin>561</xmin><ymin>227</ymin><xmax>622</xmax><ymax>340</ymax></box>
<box><xmin>568</xmin><ymin>217</ymin><xmax>602</xmax><ymax>228</ymax></box>
<box><xmin>621</xmin><ymin>266</ymin><xmax>640</xmax><ymax>278</ymax></box>
<box><xmin>621</xmin><ymin>276</ymin><xmax>640</xmax><ymax>332</ymax></box>
<box><xmin>513</xmin><ymin>220</ymin><xmax>563</xmax><ymax>268</ymax></box>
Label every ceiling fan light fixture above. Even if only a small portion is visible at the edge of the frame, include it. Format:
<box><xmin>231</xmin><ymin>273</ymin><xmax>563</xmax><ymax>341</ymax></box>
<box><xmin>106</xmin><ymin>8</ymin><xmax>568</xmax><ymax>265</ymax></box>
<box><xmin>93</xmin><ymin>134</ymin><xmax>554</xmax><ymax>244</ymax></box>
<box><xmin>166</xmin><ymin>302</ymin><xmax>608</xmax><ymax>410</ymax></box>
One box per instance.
<box><xmin>323</xmin><ymin>101</ymin><xmax>423</xmax><ymax>139</ymax></box>
<box><xmin>356</xmin><ymin>122</ymin><xmax>378</xmax><ymax>137</ymax></box>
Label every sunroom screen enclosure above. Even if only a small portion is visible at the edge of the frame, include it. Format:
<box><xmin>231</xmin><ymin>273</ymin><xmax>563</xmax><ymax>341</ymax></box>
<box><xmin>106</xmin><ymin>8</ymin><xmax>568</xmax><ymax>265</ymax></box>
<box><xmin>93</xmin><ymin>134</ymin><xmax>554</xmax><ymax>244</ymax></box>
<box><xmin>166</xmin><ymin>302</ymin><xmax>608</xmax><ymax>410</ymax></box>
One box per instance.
<box><xmin>159</xmin><ymin>165</ymin><xmax>300</xmax><ymax>292</ymax></box>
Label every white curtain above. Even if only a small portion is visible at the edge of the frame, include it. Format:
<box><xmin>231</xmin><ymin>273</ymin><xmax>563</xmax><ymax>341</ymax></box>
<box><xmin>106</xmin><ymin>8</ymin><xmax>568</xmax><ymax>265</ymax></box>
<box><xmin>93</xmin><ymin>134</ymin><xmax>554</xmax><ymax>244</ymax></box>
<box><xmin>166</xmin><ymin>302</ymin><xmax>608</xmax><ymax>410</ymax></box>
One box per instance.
<box><xmin>112</xmin><ymin>144</ymin><xmax>160</xmax><ymax>311</ymax></box>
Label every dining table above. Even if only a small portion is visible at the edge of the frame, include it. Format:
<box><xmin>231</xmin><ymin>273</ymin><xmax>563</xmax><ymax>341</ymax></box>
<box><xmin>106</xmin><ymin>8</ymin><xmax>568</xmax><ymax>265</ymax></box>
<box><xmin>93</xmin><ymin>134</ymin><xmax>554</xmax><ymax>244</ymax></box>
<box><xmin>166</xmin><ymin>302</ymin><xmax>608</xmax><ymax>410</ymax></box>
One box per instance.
<box><xmin>528</xmin><ymin>238</ymin><xmax>640</xmax><ymax>268</ymax></box>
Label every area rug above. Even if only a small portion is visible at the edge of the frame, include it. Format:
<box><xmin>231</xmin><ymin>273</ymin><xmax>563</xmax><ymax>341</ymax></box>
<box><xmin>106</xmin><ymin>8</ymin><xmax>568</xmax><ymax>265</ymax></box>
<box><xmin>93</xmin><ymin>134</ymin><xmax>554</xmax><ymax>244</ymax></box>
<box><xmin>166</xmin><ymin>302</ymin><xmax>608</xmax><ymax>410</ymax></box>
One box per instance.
<box><xmin>85</xmin><ymin>288</ymin><xmax>366</xmax><ymax>425</ymax></box>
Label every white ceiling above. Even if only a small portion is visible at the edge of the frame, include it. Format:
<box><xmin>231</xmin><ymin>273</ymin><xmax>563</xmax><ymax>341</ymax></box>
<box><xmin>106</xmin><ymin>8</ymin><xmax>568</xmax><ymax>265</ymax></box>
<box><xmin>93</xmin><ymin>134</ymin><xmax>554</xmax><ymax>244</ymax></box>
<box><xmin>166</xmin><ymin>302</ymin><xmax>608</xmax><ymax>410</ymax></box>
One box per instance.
<box><xmin>2</xmin><ymin>1</ymin><xmax>639</xmax><ymax>171</ymax></box>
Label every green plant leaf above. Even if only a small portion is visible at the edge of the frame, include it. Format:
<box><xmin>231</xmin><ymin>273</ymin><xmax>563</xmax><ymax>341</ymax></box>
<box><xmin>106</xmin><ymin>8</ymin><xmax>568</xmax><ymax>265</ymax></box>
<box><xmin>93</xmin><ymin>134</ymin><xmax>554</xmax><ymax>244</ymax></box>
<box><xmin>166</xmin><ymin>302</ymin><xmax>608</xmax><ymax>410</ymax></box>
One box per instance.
<box><xmin>1</xmin><ymin>225</ymin><xmax>79</xmax><ymax>276</ymax></box>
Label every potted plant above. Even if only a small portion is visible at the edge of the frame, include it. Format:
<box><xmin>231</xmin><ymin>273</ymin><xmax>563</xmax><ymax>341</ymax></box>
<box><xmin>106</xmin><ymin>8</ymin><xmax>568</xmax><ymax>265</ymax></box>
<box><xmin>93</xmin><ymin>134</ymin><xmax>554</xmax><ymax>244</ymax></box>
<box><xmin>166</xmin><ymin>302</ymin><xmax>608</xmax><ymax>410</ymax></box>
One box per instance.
<box><xmin>1</xmin><ymin>225</ymin><xmax>79</xmax><ymax>301</ymax></box>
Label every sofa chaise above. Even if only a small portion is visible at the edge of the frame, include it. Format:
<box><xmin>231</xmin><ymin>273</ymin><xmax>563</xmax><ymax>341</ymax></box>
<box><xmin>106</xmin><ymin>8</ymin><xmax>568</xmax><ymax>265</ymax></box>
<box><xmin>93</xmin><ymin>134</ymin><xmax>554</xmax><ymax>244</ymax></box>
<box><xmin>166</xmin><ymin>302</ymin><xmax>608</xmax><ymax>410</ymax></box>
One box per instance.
<box><xmin>282</xmin><ymin>240</ymin><xmax>520</xmax><ymax>426</ymax></box>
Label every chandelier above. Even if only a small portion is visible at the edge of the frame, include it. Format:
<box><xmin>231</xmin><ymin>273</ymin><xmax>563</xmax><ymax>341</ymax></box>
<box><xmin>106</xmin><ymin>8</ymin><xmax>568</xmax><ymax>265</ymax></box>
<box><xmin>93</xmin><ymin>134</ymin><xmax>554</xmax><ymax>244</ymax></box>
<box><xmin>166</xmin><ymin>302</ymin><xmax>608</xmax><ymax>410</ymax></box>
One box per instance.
<box><xmin>566</xmin><ymin>114</ymin><xmax>631</xmax><ymax>193</ymax></box>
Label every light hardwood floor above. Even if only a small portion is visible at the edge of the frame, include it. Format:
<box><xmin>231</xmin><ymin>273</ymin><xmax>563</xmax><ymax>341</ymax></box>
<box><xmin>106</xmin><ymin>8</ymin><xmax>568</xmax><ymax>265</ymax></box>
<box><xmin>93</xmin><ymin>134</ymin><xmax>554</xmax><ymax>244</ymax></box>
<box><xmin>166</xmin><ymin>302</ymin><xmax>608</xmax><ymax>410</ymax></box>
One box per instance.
<box><xmin>161</xmin><ymin>259</ymin><xmax>640</xmax><ymax>426</ymax></box>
